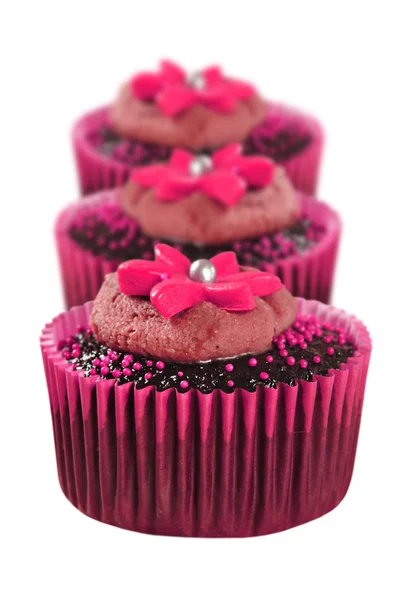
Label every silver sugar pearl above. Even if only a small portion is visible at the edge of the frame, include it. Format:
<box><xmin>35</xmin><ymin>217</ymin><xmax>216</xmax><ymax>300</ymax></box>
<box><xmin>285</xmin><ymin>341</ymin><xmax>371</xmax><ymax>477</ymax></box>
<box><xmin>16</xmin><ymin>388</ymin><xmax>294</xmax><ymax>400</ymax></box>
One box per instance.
<box><xmin>187</xmin><ymin>70</ymin><xmax>206</xmax><ymax>90</ymax></box>
<box><xmin>189</xmin><ymin>154</ymin><xmax>213</xmax><ymax>177</ymax></box>
<box><xmin>189</xmin><ymin>259</ymin><xmax>217</xmax><ymax>283</ymax></box>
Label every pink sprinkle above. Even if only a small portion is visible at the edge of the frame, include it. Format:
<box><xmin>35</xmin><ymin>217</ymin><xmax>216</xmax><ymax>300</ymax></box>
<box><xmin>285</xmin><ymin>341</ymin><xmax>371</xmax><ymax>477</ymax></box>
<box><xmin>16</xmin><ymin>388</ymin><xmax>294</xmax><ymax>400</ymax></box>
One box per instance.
<box><xmin>112</xmin><ymin>369</ymin><xmax>122</xmax><ymax>378</ymax></box>
<box><xmin>144</xmin><ymin>372</ymin><xmax>152</xmax><ymax>380</ymax></box>
<box><xmin>178</xmin><ymin>371</ymin><xmax>184</xmax><ymax>377</ymax></box>
<box><xmin>300</xmin><ymin>359</ymin><xmax>308</xmax><ymax>369</ymax></box>
<box><xmin>225</xmin><ymin>363</ymin><xmax>234</xmax><ymax>372</ymax></box>
<box><xmin>299</xmin><ymin>342</ymin><xmax>308</xmax><ymax>350</ymax></box>
<box><xmin>146</xmin><ymin>360</ymin><xmax>153</xmax><ymax>367</ymax></box>
<box><xmin>92</xmin><ymin>358</ymin><xmax>101</xmax><ymax>367</ymax></box>
<box><xmin>89</xmin><ymin>369</ymin><xmax>97</xmax><ymax>376</ymax></box>
<box><xmin>248</xmin><ymin>357</ymin><xmax>257</xmax><ymax>367</ymax></box>
<box><xmin>327</xmin><ymin>347</ymin><xmax>335</xmax><ymax>356</ymax></box>
<box><xmin>286</xmin><ymin>356</ymin><xmax>296</xmax><ymax>366</ymax></box>
<box><xmin>101</xmin><ymin>366</ymin><xmax>110</xmax><ymax>376</ymax></box>
<box><xmin>123</xmin><ymin>368</ymin><xmax>132</xmax><ymax>377</ymax></box>
<box><xmin>277</xmin><ymin>342</ymin><xmax>286</xmax><ymax>350</ymax></box>
<box><xmin>227</xmin><ymin>380</ymin><xmax>234</xmax><ymax>388</ymax></box>
<box><xmin>71</xmin><ymin>349</ymin><xmax>81</xmax><ymax>358</ymax></box>
<box><xmin>109</xmin><ymin>351</ymin><xmax>118</xmax><ymax>361</ymax></box>
<box><xmin>280</xmin><ymin>349</ymin><xmax>288</xmax><ymax>357</ymax></box>
<box><xmin>133</xmin><ymin>362</ymin><xmax>142</xmax><ymax>370</ymax></box>
<box><xmin>266</xmin><ymin>355</ymin><xmax>273</xmax><ymax>363</ymax></box>
<box><xmin>324</xmin><ymin>335</ymin><xmax>334</xmax><ymax>343</ymax></box>
<box><xmin>101</xmin><ymin>356</ymin><xmax>110</xmax><ymax>366</ymax></box>
<box><xmin>313</xmin><ymin>355</ymin><xmax>321</xmax><ymax>364</ymax></box>
<box><xmin>156</xmin><ymin>361</ymin><xmax>165</xmax><ymax>370</ymax></box>
<box><xmin>260</xmin><ymin>372</ymin><xmax>269</xmax><ymax>381</ymax></box>
<box><xmin>180</xmin><ymin>380</ymin><xmax>189</xmax><ymax>389</ymax></box>
<box><xmin>63</xmin><ymin>350</ymin><xmax>71</xmax><ymax>360</ymax></box>
<box><xmin>121</xmin><ymin>357</ymin><xmax>132</xmax><ymax>367</ymax></box>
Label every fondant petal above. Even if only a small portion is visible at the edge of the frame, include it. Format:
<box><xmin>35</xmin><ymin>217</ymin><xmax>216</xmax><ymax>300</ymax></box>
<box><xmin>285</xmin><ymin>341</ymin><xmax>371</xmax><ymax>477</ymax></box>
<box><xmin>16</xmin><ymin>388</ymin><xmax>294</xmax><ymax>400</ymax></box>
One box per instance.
<box><xmin>130</xmin><ymin>72</ymin><xmax>163</xmax><ymax>100</ymax></box>
<box><xmin>157</xmin><ymin>86</ymin><xmax>196</xmax><ymax>116</ymax></box>
<box><xmin>131</xmin><ymin>164</ymin><xmax>168</xmax><ymax>188</ymax></box>
<box><xmin>117</xmin><ymin>260</ymin><xmax>164</xmax><ymax>296</ymax></box>
<box><xmin>210</xmin><ymin>251</ymin><xmax>240</xmax><ymax>277</ymax></box>
<box><xmin>237</xmin><ymin>156</ymin><xmax>275</xmax><ymax>188</ymax></box>
<box><xmin>204</xmin><ymin>282</ymin><xmax>256</xmax><ymax>311</ymax></box>
<box><xmin>169</xmin><ymin>149</ymin><xmax>194</xmax><ymax>171</ymax></box>
<box><xmin>222</xmin><ymin>271</ymin><xmax>283</xmax><ymax>297</ymax></box>
<box><xmin>154</xmin><ymin>244</ymin><xmax>191</xmax><ymax>275</ymax></box>
<box><xmin>150</xmin><ymin>279</ymin><xmax>204</xmax><ymax>319</ymax></box>
<box><xmin>200</xmin><ymin>171</ymin><xmax>246</xmax><ymax>206</ymax></box>
<box><xmin>212</xmin><ymin>143</ymin><xmax>242</xmax><ymax>169</ymax></box>
<box><xmin>160</xmin><ymin>60</ymin><xmax>186</xmax><ymax>84</ymax></box>
<box><xmin>156</xmin><ymin>175</ymin><xmax>198</xmax><ymax>200</ymax></box>
<box><xmin>202</xmin><ymin>65</ymin><xmax>223</xmax><ymax>86</ymax></box>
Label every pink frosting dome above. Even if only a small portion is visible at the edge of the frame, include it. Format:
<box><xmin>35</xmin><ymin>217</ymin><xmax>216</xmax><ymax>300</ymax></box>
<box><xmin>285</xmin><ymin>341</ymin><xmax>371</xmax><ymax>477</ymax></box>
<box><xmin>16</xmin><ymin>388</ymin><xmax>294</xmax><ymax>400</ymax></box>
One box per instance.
<box><xmin>110</xmin><ymin>82</ymin><xmax>266</xmax><ymax>150</ymax></box>
<box><xmin>121</xmin><ymin>164</ymin><xmax>299</xmax><ymax>244</ymax></box>
<box><xmin>91</xmin><ymin>271</ymin><xmax>297</xmax><ymax>363</ymax></box>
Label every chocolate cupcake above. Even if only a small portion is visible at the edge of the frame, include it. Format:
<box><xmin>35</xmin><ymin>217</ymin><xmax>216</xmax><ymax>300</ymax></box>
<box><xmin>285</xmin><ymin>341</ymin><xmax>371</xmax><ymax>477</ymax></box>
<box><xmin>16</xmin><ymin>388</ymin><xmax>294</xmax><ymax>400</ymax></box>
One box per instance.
<box><xmin>41</xmin><ymin>245</ymin><xmax>371</xmax><ymax>537</ymax></box>
<box><xmin>73</xmin><ymin>60</ymin><xmax>323</xmax><ymax>195</ymax></box>
<box><xmin>56</xmin><ymin>146</ymin><xmax>340</xmax><ymax>309</ymax></box>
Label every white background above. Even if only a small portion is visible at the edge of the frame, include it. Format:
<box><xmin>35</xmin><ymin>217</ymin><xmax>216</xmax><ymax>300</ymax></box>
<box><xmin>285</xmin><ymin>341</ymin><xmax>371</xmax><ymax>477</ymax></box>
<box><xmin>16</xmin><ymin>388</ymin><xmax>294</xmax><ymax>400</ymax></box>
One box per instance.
<box><xmin>1</xmin><ymin>1</ymin><xmax>409</xmax><ymax>598</ymax></box>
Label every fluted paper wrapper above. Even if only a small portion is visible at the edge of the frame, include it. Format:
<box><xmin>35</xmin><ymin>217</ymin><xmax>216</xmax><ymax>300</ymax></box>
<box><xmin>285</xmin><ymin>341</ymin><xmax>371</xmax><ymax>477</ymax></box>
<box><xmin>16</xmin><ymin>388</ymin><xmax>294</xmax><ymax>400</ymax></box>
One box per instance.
<box><xmin>56</xmin><ymin>192</ymin><xmax>341</xmax><ymax>309</ymax></box>
<box><xmin>73</xmin><ymin>105</ymin><xmax>324</xmax><ymax>196</ymax></box>
<box><xmin>41</xmin><ymin>299</ymin><xmax>371</xmax><ymax>537</ymax></box>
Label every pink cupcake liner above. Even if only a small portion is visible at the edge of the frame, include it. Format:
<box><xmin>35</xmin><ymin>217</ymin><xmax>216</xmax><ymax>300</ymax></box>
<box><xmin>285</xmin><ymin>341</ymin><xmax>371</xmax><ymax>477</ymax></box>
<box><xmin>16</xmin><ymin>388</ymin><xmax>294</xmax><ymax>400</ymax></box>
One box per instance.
<box><xmin>56</xmin><ymin>191</ymin><xmax>341</xmax><ymax>309</ymax></box>
<box><xmin>41</xmin><ymin>299</ymin><xmax>371</xmax><ymax>537</ymax></box>
<box><xmin>73</xmin><ymin>105</ymin><xmax>324</xmax><ymax>196</ymax></box>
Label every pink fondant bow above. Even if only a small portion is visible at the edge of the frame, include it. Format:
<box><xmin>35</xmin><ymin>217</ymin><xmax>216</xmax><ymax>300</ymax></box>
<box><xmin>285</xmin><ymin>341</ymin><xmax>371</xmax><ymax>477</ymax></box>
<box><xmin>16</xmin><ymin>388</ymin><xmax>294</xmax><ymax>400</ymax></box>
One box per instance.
<box><xmin>130</xmin><ymin>60</ymin><xmax>255</xmax><ymax>116</ymax></box>
<box><xmin>118</xmin><ymin>244</ymin><xmax>283</xmax><ymax>319</ymax></box>
<box><xmin>131</xmin><ymin>143</ymin><xmax>275</xmax><ymax>206</ymax></box>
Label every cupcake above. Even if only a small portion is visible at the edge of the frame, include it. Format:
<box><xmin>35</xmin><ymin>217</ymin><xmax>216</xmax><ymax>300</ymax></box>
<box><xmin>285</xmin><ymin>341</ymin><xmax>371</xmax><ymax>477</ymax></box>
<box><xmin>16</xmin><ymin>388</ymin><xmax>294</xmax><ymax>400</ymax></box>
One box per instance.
<box><xmin>56</xmin><ymin>145</ymin><xmax>340</xmax><ymax>309</ymax></box>
<box><xmin>73</xmin><ymin>60</ymin><xmax>323</xmax><ymax>195</ymax></box>
<box><xmin>42</xmin><ymin>244</ymin><xmax>371</xmax><ymax>538</ymax></box>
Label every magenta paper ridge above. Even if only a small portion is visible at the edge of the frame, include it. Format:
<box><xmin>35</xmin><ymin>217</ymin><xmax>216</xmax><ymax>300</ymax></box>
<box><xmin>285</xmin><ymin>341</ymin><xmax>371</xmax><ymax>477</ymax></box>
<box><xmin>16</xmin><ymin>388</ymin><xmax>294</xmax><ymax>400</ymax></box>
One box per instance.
<box><xmin>55</xmin><ymin>192</ymin><xmax>341</xmax><ymax>309</ymax></box>
<box><xmin>72</xmin><ymin>104</ymin><xmax>324</xmax><ymax>196</ymax></box>
<box><xmin>40</xmin><ymin>299</ymin><xmax>371</xmax><ymax>537</ymax></box>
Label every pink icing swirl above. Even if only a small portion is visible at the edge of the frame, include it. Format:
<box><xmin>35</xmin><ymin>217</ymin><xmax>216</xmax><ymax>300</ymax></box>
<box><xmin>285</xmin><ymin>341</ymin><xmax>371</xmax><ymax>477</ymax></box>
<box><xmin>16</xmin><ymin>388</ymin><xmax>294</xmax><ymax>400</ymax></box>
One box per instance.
<box><xmin>130</xmin><ymin>60</ymin><xmax>256</xmax><ymax>116</ymax></box>
<box><xmin>131</xmin><ymin>144</ymin><xmax>274</xmax><ymax>206</ymax></box>
<box><xmin>118</xmin><ymin>244</ymin><xmax>283</xmax><ymax>319</ymax></box>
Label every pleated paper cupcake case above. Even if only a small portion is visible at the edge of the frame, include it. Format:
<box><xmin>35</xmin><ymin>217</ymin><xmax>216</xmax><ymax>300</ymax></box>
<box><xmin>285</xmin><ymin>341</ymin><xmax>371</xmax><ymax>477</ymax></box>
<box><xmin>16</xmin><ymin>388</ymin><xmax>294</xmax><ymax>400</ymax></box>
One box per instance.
<box><xmin>73</xmin><ymin>105</ymin><xmax>323</xmax><ymax>196</ymax></box>
<box><xmin>55</xmin><ymin>192</ymin><xmax>341</xmax><ymax>309</ymax></box>
<box><xmin>41</xmin><ymin>299</ymin><xmax>371</xmax><ymax>537</ymax></box>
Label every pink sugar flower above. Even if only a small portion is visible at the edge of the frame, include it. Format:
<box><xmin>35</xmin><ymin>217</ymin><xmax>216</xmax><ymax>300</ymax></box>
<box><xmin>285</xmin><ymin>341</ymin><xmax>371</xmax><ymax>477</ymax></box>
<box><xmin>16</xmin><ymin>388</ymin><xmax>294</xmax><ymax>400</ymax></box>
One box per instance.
<box><xmin>130</xmin><ymin>60</ymin><xmax>255</xmax><ymax>116</ymax></box>
<box><xmin>118</xmin><ymin>243</ymin><xmax>283</xmax><ymax>319</ymax></box>
<box><xmin>131</xmin><ymin>143</ymin><xmax>275</xmax><ymax>206</ymax></box>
